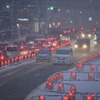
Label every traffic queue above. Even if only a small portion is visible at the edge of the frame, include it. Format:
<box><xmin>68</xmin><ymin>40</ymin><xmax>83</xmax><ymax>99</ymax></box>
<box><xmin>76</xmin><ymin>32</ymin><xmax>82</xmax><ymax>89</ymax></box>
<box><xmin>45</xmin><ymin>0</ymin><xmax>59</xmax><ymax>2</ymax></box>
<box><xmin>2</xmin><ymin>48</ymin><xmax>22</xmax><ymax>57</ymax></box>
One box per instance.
<box><xmin>0</xmin><ymin>27</ymin><xmax>97</xmax><ymax>66</ymax></box>
<box><xmin>0</xmin><ymin>36</ymin><xmax>70</xmax><ymax>67</ymax></box>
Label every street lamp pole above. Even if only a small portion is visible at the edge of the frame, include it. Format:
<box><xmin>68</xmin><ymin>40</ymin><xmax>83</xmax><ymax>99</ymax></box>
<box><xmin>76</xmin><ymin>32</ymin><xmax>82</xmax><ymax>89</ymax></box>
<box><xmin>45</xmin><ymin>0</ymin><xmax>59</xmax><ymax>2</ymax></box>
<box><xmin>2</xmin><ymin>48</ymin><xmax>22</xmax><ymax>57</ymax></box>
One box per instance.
<box><xmin>38</xmin><ymin>0</ymin><xmax>41</xmax><ymax>34</ymax></box>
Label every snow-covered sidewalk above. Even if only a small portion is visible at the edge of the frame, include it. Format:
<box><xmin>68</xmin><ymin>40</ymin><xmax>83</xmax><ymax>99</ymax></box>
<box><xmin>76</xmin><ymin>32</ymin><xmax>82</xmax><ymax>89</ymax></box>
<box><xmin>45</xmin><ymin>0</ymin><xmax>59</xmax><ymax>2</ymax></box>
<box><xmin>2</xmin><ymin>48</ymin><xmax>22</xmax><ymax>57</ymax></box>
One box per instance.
<box><xmin>25</xmin><ymin>54</ymin><xmax>100</xmax><ymax>100</ymax></box>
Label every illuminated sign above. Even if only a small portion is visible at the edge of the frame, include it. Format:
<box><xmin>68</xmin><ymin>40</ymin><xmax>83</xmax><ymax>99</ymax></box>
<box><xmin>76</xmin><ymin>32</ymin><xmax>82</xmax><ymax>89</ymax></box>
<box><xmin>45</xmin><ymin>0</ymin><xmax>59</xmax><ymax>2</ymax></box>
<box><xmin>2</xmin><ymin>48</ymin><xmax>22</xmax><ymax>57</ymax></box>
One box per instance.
<box><xmin>18</xmin><ymin>18</ymin><xmax>29</xmax><ymax>21</ymax></box>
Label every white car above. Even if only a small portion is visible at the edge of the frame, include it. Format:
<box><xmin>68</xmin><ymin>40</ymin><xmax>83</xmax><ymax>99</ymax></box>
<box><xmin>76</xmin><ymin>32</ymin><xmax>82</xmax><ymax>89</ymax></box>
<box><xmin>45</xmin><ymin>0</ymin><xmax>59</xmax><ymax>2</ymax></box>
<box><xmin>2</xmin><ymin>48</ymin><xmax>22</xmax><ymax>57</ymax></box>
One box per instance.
<box><xmin>6</xmin><ymin>44</ymin><xmax>30</xmax><ymax>58</ymax></box>
<box><xmin>52</xmin><ymin>47</ymin><xmax>74</xmax><ymax>65</ymax></box>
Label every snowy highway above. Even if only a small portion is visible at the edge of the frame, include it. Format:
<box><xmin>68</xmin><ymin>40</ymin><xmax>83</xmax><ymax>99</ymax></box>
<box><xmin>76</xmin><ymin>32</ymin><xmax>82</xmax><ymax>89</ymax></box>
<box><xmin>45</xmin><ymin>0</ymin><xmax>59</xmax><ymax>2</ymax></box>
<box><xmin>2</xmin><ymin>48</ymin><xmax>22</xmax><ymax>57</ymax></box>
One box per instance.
<box><xmin>0</xmin><ymin>44</ymin><xmax>100</xmax><ymax>100</ymax></box>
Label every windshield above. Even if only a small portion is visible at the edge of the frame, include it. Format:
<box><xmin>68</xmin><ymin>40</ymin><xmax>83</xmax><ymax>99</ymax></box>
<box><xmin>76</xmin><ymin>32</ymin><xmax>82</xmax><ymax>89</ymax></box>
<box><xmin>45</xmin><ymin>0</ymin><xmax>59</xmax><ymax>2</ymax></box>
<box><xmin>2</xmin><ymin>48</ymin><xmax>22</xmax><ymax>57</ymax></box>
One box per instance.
<box><xmin>56</xmin><ymin>50</ymin><xmax>70</xmax><ymax>54</ymax></box>
<box><xmin>38</xmin><ymin>50</ymin><xmax>49</xmax><ymax>54</ymax></box>
<box><xmin>76</xmin><ymin>39</ymin><xmax>89</xmax><ymax>44</ymax></box>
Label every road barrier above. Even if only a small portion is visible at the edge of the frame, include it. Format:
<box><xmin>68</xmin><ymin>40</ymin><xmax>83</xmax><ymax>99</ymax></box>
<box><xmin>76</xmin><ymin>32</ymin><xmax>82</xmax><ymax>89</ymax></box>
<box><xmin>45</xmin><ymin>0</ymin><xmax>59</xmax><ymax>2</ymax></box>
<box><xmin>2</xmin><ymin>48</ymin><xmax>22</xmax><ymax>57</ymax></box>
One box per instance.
<box><xmin>29</xmin><ymin>93</ymin><xmax>97</xmax><ymax>100</ymax></box>
<box><xmin>0</xmin><ymin>41</ymin><xmax>70</xmax><ymax>68</ymax></box>
<box><xmin>28</xmin><ymin>51</ymin><xmax>100</xmax><ymax>100</ymax></box>
<box><xmin>0</xmin><ymin>53</ymin><xmax>36</xmax><ymax>68</ymax></box>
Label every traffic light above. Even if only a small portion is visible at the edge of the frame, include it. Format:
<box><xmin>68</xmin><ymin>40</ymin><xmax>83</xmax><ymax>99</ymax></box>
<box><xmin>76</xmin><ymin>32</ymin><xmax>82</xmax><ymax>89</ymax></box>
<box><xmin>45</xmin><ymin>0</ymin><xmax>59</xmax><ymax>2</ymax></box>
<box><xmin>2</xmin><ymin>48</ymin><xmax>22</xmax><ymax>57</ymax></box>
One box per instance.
<box><xmin>50</xmin><ymin>6</ymin><xmax>54</xmax><ymax>10</ymax></box>
<box><xmin>48</xmin><ymin>6</ymin><xmax>59</xmax><ymax>11</ymax></box>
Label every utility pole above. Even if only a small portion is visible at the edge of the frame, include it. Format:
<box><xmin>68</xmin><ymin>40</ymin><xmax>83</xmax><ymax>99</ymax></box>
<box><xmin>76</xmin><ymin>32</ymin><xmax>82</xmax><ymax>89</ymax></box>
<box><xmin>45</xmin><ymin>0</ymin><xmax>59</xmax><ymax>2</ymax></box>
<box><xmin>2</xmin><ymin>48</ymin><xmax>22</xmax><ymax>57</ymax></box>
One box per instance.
<box><xmin>38</xmin><ymin>0</ymin><xmax>41</xmax><ymax>35</ymax></box>
<box><xmin>38</xmin><ymin>0</ymin><xmax>42</xmax><ymax>34</ymax></box>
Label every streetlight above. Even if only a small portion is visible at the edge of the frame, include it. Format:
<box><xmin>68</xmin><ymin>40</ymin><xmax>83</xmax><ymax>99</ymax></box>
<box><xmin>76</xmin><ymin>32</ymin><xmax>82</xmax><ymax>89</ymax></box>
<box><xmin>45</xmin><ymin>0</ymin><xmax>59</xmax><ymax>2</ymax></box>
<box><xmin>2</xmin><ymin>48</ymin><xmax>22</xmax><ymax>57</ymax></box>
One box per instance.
<box><xmin>16</xmin><ymin>24</ymin><xmax>21</xmax><ymax>39</ymax></box>
<box><xmin>6</xmin><ymin>5</ymin><xmax>10</xmax><ymax>9</ymax></box>
<box><xmin>6</xmin><ymin>4</ymin><xmax>13</xmax><ymax>41</ymax></box>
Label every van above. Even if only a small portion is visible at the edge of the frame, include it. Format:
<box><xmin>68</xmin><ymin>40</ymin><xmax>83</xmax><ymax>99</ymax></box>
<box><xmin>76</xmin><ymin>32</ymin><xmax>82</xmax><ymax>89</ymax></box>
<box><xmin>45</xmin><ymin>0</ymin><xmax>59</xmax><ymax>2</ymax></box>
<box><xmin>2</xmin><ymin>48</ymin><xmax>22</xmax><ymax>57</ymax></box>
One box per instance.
<box><xmin>52</xmin><ymin>47</ymin><xmax>74</xmax><ymax>65</ymax></box>
<box><xmin>36</xmin><ymin>48</ymin><xmax>51</xmax><ymax>62</ymax></box>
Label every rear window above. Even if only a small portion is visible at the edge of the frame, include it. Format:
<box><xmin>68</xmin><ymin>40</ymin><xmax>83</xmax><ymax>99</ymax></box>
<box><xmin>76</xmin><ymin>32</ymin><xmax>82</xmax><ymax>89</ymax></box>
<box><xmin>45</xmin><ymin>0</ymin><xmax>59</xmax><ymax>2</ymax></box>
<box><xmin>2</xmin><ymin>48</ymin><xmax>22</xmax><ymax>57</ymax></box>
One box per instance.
<box><xmin>38</xmin><ymin>50</ymin><xmax>49</xmax><ymax>54</ymax></box>
<box><xmin>56</xmin><ymin>50</ymin><xmax>70</xmax><ymax>54</ymax></box>
<box><xmin>7</xmin><ymin>47</ymin><xmax>18</xmax><ymax>52</ymax></box>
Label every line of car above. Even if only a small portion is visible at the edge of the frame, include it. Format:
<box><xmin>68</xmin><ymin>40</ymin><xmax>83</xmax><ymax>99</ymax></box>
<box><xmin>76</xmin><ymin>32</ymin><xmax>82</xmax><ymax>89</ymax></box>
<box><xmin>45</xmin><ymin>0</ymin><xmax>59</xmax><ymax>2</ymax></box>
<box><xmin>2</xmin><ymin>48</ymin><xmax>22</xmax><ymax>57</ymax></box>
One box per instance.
<box><xmin>0</xmin><ymin>37</ymin><xmax>62</xmax><ymax>63</ymax></box>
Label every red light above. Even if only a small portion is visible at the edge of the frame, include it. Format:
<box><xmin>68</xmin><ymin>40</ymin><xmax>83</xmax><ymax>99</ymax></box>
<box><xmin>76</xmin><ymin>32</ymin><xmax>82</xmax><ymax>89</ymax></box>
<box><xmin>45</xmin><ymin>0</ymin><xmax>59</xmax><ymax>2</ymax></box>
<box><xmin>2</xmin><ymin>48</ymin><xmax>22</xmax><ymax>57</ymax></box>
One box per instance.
<box><xmin>72</xmin><ymin>29</ymin><xmax>76</xmax><ymax>32</ymax></box>
<box><xmin>87</xmin><ymin>96</ymin><xmax>92</xmax><ymax>100</ymax></box>
<box><xmin>89</xmin><ymin>72</ymin><xmax>94</xmax><ymax>80</ymax></box>
<box><xmin>77</xmin><ymin>63</ymin><xmax>83</xmax><ymax>70</ymax></box>
<box><xmin>35</xmin><ymin>48</ymin><xmax>40</xmax><ymax>52</ymax></box>
<box><xmin>80</xmin><ymin>27</ymin><xmax>84</xmax><ymax>31</ymax></box>
<box><xmin>68</xmin><ymin>91</ymin><xmax>73</xmax><ymax>96</ymax></box>
<box><xmin>1</xmin><ymin>61</ymin><xmax>4</xmax><ymax>66</ymax></box>
<box><xmin>91</xmin><ymin>64</ymin><xmax>95</xmax><ymax>70</ymax></box>
<box><xmin>0</xmin><ymin>55</ymin><xmax>4</xmax><ymax>60</ymax></box>
<box><xmin>57</xmin><ymin>83</ymin><xmax>63</xmax><ymax>91</ymax></box>
<box><xmin>46</xmin><ymin>81</ymin><xmax>53</xmax><ymax>90</ymax></box>
<box><xmin>43</xmin><ymin>44</ymin><xmax>46</xmax><ymax>47</ymax></box>
<box><xmin>63</xmin><ymin>31</ymin><xmax>67</xmax><ymax>33</ymax></box>
<box><xmin>48</xmin><ymin>41</ymin><xmax>51</xmax><ymax>45</ymax></box>
<box><xmin>53</xmin><ymin>75</ymin><xmax>57</xmax><ymax>81</ymax></box>
<box><xmin>71</xmin><ymin>85</ymin><xmax>76</xmax><ymax>92</ymax></box>
<box><xmin>71</xmin><ymin>72</ymin><xmax>76</xmax><ymax>79</ymax></box>
<box><xmin>39</xmin><ymin>96</ymin><xmax>45</xmax><ymax>100</ymax></box>
<box><xmin>92</xmin><ymin>28</ymin><xmax>96</xmax><ymax>32</ymax></box>
<box><xmin>20</xmin><ymin>46</ymin><xmax>24</xmax><ymax>49</ymax></box>
<box><xmin>59</xmin><ymin>73</ymin><xmax>63</xmax><ymax>79</ymax></box>
<box><xmin>90</xmin><ymin>93</ymin><xmax>95</xmax><ymax>100</ymax></box>
<box><xmin>63</xmin><ymin>96</ymin><xmax>69</xmax><ymax>100</ymax></box>
<box><xmin>8</xmin><ymin>60</ymin><xmax>10</xmax><ymax>64</ymax></box>
<box><xmin>30</xmin><ymin>97</ymin><xmax>34</xmax><ymax>100</ymax></box>
<box><xmin>68</xmin><ymin>91</ymin><xmax>74</xmax><ymax>100</ymax></box>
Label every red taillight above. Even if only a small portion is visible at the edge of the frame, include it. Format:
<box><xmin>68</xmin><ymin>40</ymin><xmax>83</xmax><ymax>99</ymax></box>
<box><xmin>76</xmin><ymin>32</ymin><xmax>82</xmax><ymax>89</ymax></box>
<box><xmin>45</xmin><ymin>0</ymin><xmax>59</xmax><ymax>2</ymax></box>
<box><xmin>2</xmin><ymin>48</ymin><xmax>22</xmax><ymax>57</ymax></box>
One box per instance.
<box><xmin>43</xmin><ymin>44</ymin><xmax>46</xmax><ymax>47</ymax></box>
<box><xmin>35</xmin><ymin>48</ymin><xmax>40</xmax><ymax>52</ymax></box>
<box><xmin>20</xmin><ymin>46</ymin><xmax>24</xmax><ymax>49</ymax></box>
<box><xmin>31</xmin><ymin>45</ymin><xmax>35</xmax><ymax>48</ymax></box>
<box><xmin>80</xmin><ymin>27</ymin><xmax>84</xmax><ymax>31</ymax></box>
<box><xmin>72</xmin><ymin>29</ymin><xmax>76</xmax><ymax>32</ymax></box>
<box><xmin>63</xmin><ymin>31</ymin><xmax>67</xmax><ymax>34</ymax></box>
<box><xmin>48</xmin><ymin>41</ymin><xmax>51</xmax><ymax>45</ymax></box>
<box><xmin>0</xmin><ymin>55</ymin><xmax>4</xmax><ymax>60</ymax></box>
<box><xmin>92</xmin><ymin>28</ymin><xmax>96</xmax><ymax>32</ymax></box>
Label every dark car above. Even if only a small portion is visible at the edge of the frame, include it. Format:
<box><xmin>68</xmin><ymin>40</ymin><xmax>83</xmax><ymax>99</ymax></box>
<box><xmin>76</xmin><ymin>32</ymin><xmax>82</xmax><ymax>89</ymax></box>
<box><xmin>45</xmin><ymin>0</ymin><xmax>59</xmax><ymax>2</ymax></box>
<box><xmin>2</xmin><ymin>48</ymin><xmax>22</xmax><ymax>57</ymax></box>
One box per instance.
<box><xmin>74</xmin><ymin>38</ymin><xmax>90</xmax><ymax>53</ymax></box>
<box><xmin>36</xmin><ymin>48</ymin><xmax>51</xmax><ymax>62</ymax></box>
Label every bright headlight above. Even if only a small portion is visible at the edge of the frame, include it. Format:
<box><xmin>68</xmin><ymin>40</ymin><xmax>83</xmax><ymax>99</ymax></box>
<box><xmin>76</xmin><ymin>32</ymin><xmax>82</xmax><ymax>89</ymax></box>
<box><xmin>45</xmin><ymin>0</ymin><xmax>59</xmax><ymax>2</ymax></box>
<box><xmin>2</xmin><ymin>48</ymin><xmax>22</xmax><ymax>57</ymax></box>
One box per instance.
<box><xmin>88</xmin><ymin>34</ymin><xmax>91</xmax><ymax>37</ymax></box>
<box><xmin>83</xmin><ymin>44</ymin><xmax>87</xmax><ymax>48</ymax></box>
<box><xmin>94</xmin><ymin>41</ymin><xmax>97</xmax><ymax>44</ymax></box>
<box><xmin>74</xmin><ymin>44</ymin><xmax>78</xmax><ymax>48</ymax></box>
<box><xmin>52</xmin><ymin>43</ymin><xmax>57</xmax><ymax>46</ymax></box>
<box><xmin>81</xmin><ymin>34</ymin><xmax>85</xmax><ymax>38</ymax></box>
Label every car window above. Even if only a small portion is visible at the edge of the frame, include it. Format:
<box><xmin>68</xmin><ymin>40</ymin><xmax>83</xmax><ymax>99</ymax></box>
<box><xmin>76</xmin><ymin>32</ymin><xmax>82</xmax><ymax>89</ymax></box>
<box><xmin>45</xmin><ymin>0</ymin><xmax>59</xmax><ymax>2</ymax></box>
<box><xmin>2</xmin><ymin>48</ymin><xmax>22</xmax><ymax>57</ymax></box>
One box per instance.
<box><xmin>56</xmin><ymin>50</ymin><xmax>70</xmax><ymax>54</ymax></box>
<box><xmin>38</xmin><ymin>50</ymin><xmax>49</xmax><ymax>54</ymax></box>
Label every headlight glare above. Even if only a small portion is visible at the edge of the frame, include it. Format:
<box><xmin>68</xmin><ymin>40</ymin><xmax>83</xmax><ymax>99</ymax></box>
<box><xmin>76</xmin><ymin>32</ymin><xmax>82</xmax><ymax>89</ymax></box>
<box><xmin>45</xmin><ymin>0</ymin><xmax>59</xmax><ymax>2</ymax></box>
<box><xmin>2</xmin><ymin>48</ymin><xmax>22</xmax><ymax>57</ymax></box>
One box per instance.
<box><xmin>74</xmin><ymin>44</ymin><xmax>78</xmax><ymax>48</ymax></box>
<box><xmin>88</xmin><ymin>34</ymin><xmax>91</xmax><ymax>37</ymax></box>
<box><xmin>83</xmin><ymin>44</ymin><xmax>87</xmax><ymax>48</ymax></box>
<box><xmin>81</xmin><ymin>34</ymin><xmax>85</xmax><ymax>38</ymax></box>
